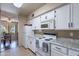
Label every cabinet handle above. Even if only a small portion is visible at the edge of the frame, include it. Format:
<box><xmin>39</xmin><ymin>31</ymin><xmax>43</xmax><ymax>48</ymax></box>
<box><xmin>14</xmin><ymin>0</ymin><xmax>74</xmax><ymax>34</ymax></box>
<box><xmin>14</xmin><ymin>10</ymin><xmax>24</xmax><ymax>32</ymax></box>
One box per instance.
<box><xmin>71</xmin><ymin>22</ymin><xmax>73</xmax><ymax>27</ymax></box>
<box><xmin>55</xmin><ymin>15</ymin><xmax>56</xmax><ymax>17</ymax></box>
<box><xmin>68</xmin><ymin>23</ymin><xmax>70</xmax><ymax>28</ymax></box>
<box><xmin>54</xmin><ymin>19</ymin><xmax>56</xmax><ymax>28</ymax></box>
<box><xmin>45</xmin><ymin>16</ymin><xmax>47</xmax><ymax>19</ymax></box>
<box><xmin>54</xmin><ymin>11</ymin><xmax>56</xmax><ymax>13</ymax></box>
<box><xmin>54</xmin><ymin>25</ymin><xmax>56</xmax><ymax>29</ymax></box>
<box><xmin>55</xmin><ymin>47</ymin><xmax>61</xmax><ymax>50</ymax></box>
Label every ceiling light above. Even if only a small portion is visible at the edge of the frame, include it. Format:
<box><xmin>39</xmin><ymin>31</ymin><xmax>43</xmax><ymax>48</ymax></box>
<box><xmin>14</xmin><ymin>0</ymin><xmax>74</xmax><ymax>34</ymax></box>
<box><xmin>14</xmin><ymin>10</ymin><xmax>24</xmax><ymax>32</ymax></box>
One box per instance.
<box><xmin>13</xmin><ymin>3</ymin><xmax>23</xmax><ymax>8</ymax></box>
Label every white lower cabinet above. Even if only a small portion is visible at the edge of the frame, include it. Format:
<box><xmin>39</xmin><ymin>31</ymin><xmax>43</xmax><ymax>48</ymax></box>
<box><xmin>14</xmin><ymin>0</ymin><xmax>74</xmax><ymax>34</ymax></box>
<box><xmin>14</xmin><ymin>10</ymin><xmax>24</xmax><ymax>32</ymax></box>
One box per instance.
<box><xmin>28</xmin><ymin>37</ymin><xmax>35</xmax><ymax>53</ymax></box>
<box><xmin>51</xmin><ymin>44</ymin><xmax>67</xmax><ymax>55</ymax></box>
<box><xmin>51</xmin><ymin>43</ymin><xmax>79</xmax><ymax>56</ymax></box>
<box><xmin>68</xmin><ymin>49</ymin><xmax>79</xmax><ymax>56</ymax></box>
<box><xmin>51</xmin><ymin>50</ymin><xmax>65</xmax><ymax>56</ymax></box>
<box><xmin>51</xmin><ymin>44</ymin><xmax>67</xmax><ymax>56</ymax></box>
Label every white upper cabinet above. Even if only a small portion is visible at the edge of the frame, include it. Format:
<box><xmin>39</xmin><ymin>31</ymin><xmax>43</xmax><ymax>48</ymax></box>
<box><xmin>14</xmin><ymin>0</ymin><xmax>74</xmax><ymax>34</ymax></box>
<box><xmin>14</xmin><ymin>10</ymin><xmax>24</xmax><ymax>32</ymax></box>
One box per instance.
<box><xmin>71</xmin><ymin>4</ymin><xmax>79</xmax><ymax>29</ymax></box>
<box><xmin>40</xmin><ymin>11</ymin><xmax>55</xmax><ymax>29</ymax></box>
<box><xmin>48</xmin><ymin>11</ymin><xmax>55</xmax><ymax>29</ymax></box>
<box><xmin>35</xmin><ymin>17</ymin><xmax>41</xmax><ymax>30</ymax></box>
<box><xmin>40</xmin><ymin>13</ymin><xmax>48</xmax><ymax>22</ymax></box>
<box><xmin>32</xmin><ymin>19</ymin><xmax>36</xmax><ymax>30</ymax></box>
<box><xmin>46</xmin><ymin>11</ymin><xmax>55</xmax><ymax>20</ymax></box>
<box><xmin>40</xmin><ymin>11</ymin><xmax>54</xmax><ymax>22</ymax></box>
<box><xmin>55</xmin><ymin>4</ymin><xmax>70</xmax><ymax>30</ymax></box>
<box><xmin>32</xmin><ymin>17</ymin><xmax>41</xmax><ymax>30</ymax></box>
<box><xmin>31</xmin><ymin>4</ymin><xmax>79</xmax><ymax>30</ymax></box>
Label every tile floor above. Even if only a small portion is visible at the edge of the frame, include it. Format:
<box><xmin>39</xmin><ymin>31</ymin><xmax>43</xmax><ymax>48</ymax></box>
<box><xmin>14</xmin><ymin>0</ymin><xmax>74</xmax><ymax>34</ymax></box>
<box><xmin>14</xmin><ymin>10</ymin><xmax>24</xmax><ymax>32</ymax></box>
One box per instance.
<box><xmin>0</xmin><ymin>40</ymin><xmax>35</xmax><ymax>56</ymax></box>
<box><xmin>0</xmin><ymin>47</ymin><xmax>36</xmax><ymax>56</ymax></box>
<box><xmin>0</xmin><ymin>40</ymin><xmax>18</xmax><ymax>52</ymax></box>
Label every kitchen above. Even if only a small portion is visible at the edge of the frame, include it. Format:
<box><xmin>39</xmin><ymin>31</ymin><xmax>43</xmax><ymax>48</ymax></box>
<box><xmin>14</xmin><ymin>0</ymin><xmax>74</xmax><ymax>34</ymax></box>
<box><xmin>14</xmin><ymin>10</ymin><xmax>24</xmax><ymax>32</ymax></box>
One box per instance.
<box><xmin>0</xmin><ymin>3</ymin><xmax>79</xmax><ymax>56</ymax></box>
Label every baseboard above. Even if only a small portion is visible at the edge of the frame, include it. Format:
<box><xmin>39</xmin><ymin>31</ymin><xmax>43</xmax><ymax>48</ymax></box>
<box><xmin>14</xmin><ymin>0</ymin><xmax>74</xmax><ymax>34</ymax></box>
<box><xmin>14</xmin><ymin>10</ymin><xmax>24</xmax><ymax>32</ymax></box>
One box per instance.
<box><xmin>28</xmin><ymin>48</ymin><xmax>36</xmax><ymax>55</ymax></box>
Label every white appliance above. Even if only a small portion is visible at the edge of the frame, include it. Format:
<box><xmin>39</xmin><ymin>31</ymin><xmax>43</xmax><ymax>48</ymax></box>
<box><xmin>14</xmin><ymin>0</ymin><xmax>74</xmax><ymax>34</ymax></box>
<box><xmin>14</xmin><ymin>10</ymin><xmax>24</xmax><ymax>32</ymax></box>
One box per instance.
<box><xmin>23</xmin><ymin>24</ymin><xmax>35</xmax><ymax>52</ymax></box>
<box><xmin>41</xmin><ymin>21</ymin><xmax>51</xmax><ymax>29</ymax></box>
<box><xmin>35</xmin><ymin>33</ymin><xmax>56</xmax><ymax>56</ymax></box>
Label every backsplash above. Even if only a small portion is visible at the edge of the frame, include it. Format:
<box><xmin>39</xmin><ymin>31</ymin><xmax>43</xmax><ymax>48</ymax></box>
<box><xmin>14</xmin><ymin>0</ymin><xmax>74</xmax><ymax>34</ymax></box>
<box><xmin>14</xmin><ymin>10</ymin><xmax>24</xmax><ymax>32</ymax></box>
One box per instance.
<box><xmin>34</xmin><ymin>30</ymin><xmax>79</xmax><ymax>39</ymax></box>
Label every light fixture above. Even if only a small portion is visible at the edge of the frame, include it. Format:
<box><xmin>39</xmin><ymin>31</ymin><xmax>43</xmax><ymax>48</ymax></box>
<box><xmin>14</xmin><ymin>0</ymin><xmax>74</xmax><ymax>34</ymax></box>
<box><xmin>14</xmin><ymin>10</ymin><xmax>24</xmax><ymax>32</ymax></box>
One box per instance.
<box><xmin>1</xmin><ymin>16</ymin><xmax>18</xmax><ymax>22</ymax></box>
<box><xmin>13</xmin><ymin>3</ymin><xmax>23</xmax><ymax>8</ymax></box>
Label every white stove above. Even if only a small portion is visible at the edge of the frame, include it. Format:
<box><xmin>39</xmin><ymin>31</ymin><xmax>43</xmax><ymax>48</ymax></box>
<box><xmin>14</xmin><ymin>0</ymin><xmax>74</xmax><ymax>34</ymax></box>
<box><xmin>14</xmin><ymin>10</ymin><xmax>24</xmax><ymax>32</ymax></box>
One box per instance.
<box><xmin>35</xmin><ymin>34</ymin><xmax>57</xmax><ymax>56</ymax></box>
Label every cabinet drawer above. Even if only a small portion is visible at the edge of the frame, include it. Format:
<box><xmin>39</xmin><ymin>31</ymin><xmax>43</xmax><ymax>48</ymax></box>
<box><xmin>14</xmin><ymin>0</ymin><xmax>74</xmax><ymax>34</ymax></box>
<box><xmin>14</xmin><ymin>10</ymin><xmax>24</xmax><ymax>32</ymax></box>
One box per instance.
<box><xmin>51</xmin><ymin>50</ymin><xmax>65</xmax><ymax>56</ymax></box>
<box><xmin>51</xmin><ymin>44</ymin><xmax>67</xmax><ymax>54</ymax></box>
<box><xmin>69</xmin><ymin>49</ymin><xmax>79</xmax><ymax>56</ymax></box>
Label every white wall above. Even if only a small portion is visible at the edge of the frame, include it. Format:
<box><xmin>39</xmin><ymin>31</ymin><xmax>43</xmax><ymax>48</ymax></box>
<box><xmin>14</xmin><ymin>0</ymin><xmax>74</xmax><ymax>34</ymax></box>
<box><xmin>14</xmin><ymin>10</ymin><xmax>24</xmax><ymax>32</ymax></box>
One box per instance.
<box><xmin>18</xmin><ymin>16</ymin><xmax>27</xmax><ymax>46</ymax></box>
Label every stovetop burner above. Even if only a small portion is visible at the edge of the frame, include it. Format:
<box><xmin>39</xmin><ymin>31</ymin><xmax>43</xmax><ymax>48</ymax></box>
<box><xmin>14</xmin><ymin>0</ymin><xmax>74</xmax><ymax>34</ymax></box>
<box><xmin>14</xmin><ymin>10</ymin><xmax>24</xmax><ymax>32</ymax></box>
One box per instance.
<box><xmin>45</xmin><ymin>38</ymin><xmax>53</xmax><ymax>41</ymax></box>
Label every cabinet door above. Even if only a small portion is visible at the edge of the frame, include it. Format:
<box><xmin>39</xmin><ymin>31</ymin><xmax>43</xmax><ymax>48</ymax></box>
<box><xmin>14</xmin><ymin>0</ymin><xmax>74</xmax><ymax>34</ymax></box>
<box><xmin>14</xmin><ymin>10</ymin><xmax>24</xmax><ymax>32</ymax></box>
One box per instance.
<box><xmin>41</xmin><ymin>11</ymin><xmax>54</xmax><ymax>22</ymax></box>
<box><xmin>29</xmin><ymin>37</ymin><xmax>35</xmax><ymax>52</ymax></box>
<box><xmin>35</xmin><ymin>17</ymin><xmax>41</xmax><ymax>29</ymax></box>
<box><xmin>40</xmin><ymin>13</ymin><xmax>48</xmax><ymax>22</ymax></box>
<box><xmin>31</xmin><ymin>38</ymin><xmax>35</xmax><ymax>52</ymax></box>
<box><xmin>48</xmin><ymin>11</ymin><xmax>55</xmax><ymax>29</ymax></box>
<box><xmin>71</xmin><ymin>4</ymin><xmax>79</xmax><ymax>29</ymax></box>
<box><xmin>55</xmin><ymin>4</ymin><xmax>70</xmax><ymax>30</ymax></box>
<box><xmin>51</xmin><ymin>50</ymin><xmax>65</xmax><ymax>56</ymax></box>
<box><xmin>51</xmin><ymin>44</ymin><xmax>67</xmax><ymax>55</ymax></box>
<box><xmin>40</xmin><ymin>11</ymin><xmax>55</xmax><ymax>29</ymax></box>
<box><xmin>47</xmin><ymin>11</ymin><xmax>55</xmax><ymax>20</ymax></box>
<box><xmin>32</xmin><ymin>17</ymin><xmax>41</xmax><ymax>30</ymax></box>
<box><xmin>69</xmin><ymin>49</ymin><xmax>79</xmax><ymax>56</ymax></box>
<box><xmin>32</xmin><ymin>19</ymin><xmax>36</xmax><ymax>30</ymax></box>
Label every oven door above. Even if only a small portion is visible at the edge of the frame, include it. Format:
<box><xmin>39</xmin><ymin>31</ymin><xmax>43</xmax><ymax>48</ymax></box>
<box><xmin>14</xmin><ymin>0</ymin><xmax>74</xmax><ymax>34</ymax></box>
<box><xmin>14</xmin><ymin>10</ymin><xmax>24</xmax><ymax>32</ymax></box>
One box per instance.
<box><xmin>35</xmin><ymin>39</ymin><xmax>43</xmax><ymax>56</ymax></box>
<box><xmin>42</xmin><ymin>42</ymin><xmax>51</xmax><ymax>55</ymax></box>
<box><xmin>36</xmin><ymin>40</ymin><xmax>40</xmax><ymax>49</ymax></box>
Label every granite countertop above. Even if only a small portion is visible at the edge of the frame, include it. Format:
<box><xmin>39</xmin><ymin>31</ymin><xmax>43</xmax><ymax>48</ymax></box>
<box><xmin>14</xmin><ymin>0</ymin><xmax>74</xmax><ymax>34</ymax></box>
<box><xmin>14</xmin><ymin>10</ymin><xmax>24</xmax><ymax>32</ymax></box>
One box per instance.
<box><xmin>51</xmin><ymin>38</ymin><xmax>79</xmax><ymax>51</ymax></box>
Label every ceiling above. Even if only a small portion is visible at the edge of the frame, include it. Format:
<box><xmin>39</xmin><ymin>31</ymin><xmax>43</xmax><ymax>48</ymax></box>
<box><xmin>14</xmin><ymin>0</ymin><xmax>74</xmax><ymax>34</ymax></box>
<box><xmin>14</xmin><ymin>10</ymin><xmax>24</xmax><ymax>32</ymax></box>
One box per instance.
<box><xmin>0</xmin><ymin>3</ymin><xmax>64</xmax><ymax>18</ymax></box>
<box><xmin>1</xmin><ymin>3</ymin><xmax>19</xmax><ymax>18</ymax></box>
<box><xmin>18</xmin><ymin>3</ymin><xmax>46</xmax><ymax>16</ymax></box>
<box><xmin>0</xmin><ymin>3</ymin><xmax>46</xmax><ymax>18</ymax></box>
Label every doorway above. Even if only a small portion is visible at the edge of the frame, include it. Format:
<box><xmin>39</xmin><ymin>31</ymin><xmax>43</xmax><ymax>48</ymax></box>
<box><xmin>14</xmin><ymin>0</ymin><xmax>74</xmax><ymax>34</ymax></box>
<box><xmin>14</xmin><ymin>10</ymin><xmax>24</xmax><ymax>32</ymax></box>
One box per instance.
<box><xmin>0</xmin><ymin>19</ymin><xmax>18</xmax><ymax>52</ymax></box>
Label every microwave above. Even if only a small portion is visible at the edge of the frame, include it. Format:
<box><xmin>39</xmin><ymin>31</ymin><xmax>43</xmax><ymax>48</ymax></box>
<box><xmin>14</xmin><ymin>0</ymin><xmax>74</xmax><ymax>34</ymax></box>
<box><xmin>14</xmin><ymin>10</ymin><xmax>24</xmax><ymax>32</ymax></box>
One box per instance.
<box><xmin>41</xmin><ymin>22</ymin><xmax>50</xmax><ymax>29</ymax></box>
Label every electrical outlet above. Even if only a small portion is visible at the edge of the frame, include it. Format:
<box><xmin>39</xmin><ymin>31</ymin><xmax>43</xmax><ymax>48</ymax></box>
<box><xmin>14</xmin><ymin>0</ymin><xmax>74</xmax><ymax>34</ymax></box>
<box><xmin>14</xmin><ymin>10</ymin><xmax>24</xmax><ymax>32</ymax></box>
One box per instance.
<box><xmin>70</xmin><ymin>32</ymin><xmax>73</xmax><ymax>37</ymax></box>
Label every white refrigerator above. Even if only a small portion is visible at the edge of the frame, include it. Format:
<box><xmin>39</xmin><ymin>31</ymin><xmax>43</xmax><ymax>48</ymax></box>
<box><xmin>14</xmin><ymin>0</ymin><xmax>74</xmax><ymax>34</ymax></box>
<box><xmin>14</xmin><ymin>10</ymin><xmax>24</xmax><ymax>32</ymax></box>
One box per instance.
<box><xmin>23</xmin><ymin>25</ymin><xmax>35</xmax><ymax>52</ymax></box>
